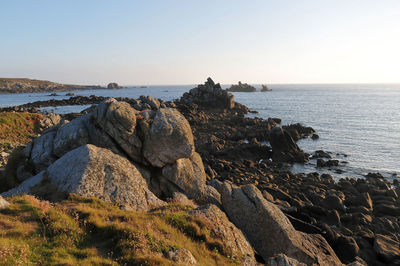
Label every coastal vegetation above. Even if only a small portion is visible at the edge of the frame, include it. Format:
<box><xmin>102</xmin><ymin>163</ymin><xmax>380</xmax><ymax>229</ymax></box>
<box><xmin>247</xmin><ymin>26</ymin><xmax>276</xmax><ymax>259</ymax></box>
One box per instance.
<box><xmin>0</xmin><ymin>194</ymin><xmax>237</xmax><ymax>265</ymax></box>
<box><xmin>0</xmin><ymin>112</ymin><xmax>43</xmax><ymax>152</ymax></box>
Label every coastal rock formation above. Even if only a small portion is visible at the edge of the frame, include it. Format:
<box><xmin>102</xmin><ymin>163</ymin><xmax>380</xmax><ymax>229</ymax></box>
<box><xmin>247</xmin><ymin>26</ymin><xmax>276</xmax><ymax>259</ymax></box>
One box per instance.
<box><xmin>282</xmin><ymin>123</ymin><xmax>316</xmax><ymax>141</ymax></box>
<box><xmin>0</xmin><ymin>195</ymin><xmax>9</xmax><ymax>209</ymax></box>
<box><xmin>10</xmin><ymin>98</ymin><xmax>210</xmax><ymax>207</ymax></box>
<box><xmin>189</xmin><ymin>204</ymin><xmax>257</xmax><ymax>264</ymax></box>
<box><xmin>166</xmin><ymin>249</ymin><xmax>197</xmax><ymax>265</ymax></box>
<box><xmin>161</xmin><ymin>152</ymin><xmax>206</xmax><ymax>199</ymax></box>
<box><xmin>227</xmin><ymin>81</ymin><xmax>257</xmax><ymax>92</ymax></box>
<box><xmin>93</xmin><ymin>98</ymin><xmax>142</xmax><ymax>162</ymax></box>
<box><xmin>7</xmin><ymin>145</ymin><xmax>165</xmax><ymax>211</ymax></box>
<box><xmin>107</xmin><ymin>82</ymin><xmax>122</xmax><ymax>89</ymax></box>
<box><xmin>261</xmin><ymin>84</ymin><xmax>272</xmax><ymax>92</ymax></box>
<box><xmin>269</xmin><ymin>127</ymin><xmax>309</xmax><ymax>163</ymax></box>
<box><xmin>142</xmin><ymin>108</ymin><xmax>195</xmax><ymax>168</ymax></box>
<box><xmin>220</xmin><ymin>182</ymin><xmax>341</xmax><ymax>265</ymax></box>
<box><xmin>180</xmin><ymin>78</ymin><xmax>235</xmax><ymax>110</ymax></box>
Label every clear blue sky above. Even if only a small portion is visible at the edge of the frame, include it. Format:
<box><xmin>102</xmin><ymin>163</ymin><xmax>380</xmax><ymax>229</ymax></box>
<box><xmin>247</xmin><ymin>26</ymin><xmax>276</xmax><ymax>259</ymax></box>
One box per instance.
<box><xmin>1</xmin><ymin>0</ymin><xmax>399</xmax><ymax>85</ymax></box>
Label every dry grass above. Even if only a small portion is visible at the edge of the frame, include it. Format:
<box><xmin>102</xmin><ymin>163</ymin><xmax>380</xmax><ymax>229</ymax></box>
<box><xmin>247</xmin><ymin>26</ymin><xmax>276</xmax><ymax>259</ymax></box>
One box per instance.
<box><xmin>0</xmin><ymin>112</ymin><xmax>43</xmax><ymax>151</ymax></box>
<box><xmin>0</xmin><ymin>194</ymin><xmax>242</xmax><ymax>265</ymax></box>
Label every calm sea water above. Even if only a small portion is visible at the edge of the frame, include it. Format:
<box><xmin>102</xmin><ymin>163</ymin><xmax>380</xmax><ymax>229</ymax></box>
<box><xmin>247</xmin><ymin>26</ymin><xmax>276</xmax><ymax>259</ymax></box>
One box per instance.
<box><xmin>1</xmin><ymin>84</ymin><xmax>399</xmax><ymax>179</ymax></box>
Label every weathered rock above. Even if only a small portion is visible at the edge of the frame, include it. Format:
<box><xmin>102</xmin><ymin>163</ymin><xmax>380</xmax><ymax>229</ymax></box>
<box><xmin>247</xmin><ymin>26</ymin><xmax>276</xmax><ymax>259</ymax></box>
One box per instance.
<box><xmin>92</xmin><ymin>98</ymin><xmax>142</xmax><ymax>162</ymax></box>
<box><xmin>140</xmin><ymin>95</ymin><xmax>160</xmax><ymax>110</ymax></box>
<box><xmin>282</xmin><ymin>123</ymin><xmax>315</xmax><ymax>141</ymax></box>
<box><xmin>220</xmin><ymin>182</ymin><xmax>341</xmax><ymax>265</ymax></box>
<box><xmin>261</xmin><ymin>84</ymin><xmax>271</xmax><ymax>92</ymax></box>
<box><xmin>0</xmin><ymin>195</ymin><xmax>10</xmax><ymax>209</ymax></box>
<box><xmin>8</xmin><ymin>145</ymin><xmax>164</xmax><ymax>211</ymax></box>
<box><xmin>190</xmin><ymin>204</ymin><xmax>256</xmax><ymax>264</ymax></box>
<box><xmin>323</xmin><ymin>195</ymin><xmax>345</xmax><ymax>211</ymax></box>
<box><xmin>375</xmin><ymin>204</ymin><xmax>400</xmax><ymax>217</ymax></box>
<box><xmin>143</xmin><ymin>108</ymin><xmax>195</xmax><ymax>167</ymax></box>
<box><xmin>28</xmin><ymin>131</ymin><xmax>58</xmax><ymax>172</ymax></box>
<box><xmin>227</xmin><ymin>81</ymin><xmax>257</xmax><ymax>92</ymax></box>
<box><xmin>39</xmin><ymin>113</ymin><xmax>62</xmax><ymax>130</ymax></box>
<box><xmin>269</xmin><ymin>127</ymin><xmax>308</xmax><ymax>163</ymax></box>
<box><xmin>317</xmin><ymin>159</ymin><xmax>339</xmax><ymax>167</ymax></box>
<box><xmin>167</xmin><ymin>248</ymin><xmax>197</xmax><ymax>265</ymax></box>
<box><xmin>373</xmin><ymin>234</ymin><xmax>400</xmax><ymax>263</ymax></box>
<box><xmin>267</xmin><ymin>254</ymin><xmax>306</xmax><ymax>266</ymax></box>
<box><xmin>53</xmin><ymin>115</ymin><xmax>90</xmax><ymax>158</ymax></box>
<box><xmin>179</xmin><ymin>78</ymin><xmax>235</xmax><ymax>110</ymax></box>
<box><xmin>107</xmin><ymin>82</ymin><xmax>122</xmax><ymax>89</ymax></box>
<box><xmin>161</xmin><ymin>152</ymin><xmax>206</xmax><ymax>199</ymax></box>
<box><xmin>335</xmin><ymin>235</ymin><xmax>359</xmax><ymax>264</ymax></box>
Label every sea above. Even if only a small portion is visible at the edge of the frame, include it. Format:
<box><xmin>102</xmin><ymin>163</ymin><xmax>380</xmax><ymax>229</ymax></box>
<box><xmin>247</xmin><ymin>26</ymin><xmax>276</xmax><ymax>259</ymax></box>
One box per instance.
<box><xmin>1</xmin><ymin>84</ymin><xmax>399</xmax><ymax>181</ymax></box>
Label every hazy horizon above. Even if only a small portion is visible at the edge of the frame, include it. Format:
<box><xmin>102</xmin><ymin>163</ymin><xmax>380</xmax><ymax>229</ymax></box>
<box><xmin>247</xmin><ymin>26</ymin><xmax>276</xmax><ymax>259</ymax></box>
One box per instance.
<box><xmin>1</xmin><ymin>0</ymin><xmax>399</xmax><ymax>85</ymax></box>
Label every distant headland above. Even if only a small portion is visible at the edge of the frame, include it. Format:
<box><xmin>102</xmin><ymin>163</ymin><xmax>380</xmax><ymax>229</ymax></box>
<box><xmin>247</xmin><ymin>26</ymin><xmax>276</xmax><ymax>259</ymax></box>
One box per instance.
<box><xmin>0</xmin><ymin>78</ymin><xmax>124</xmax><ymax>94</ymax></box>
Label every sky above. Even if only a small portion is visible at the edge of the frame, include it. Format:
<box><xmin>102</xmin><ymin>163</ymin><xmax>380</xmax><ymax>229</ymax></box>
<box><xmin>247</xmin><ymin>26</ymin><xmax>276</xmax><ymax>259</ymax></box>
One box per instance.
<box><xmin>1</xmin><ymin>0</ymin><xmax>400</xmax><ymax>85</ymax></box>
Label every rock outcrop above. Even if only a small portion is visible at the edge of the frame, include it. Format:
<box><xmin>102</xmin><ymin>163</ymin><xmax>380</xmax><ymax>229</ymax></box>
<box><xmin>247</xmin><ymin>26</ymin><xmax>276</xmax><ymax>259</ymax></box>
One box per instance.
<box><xmin>227</xmin><ymin>81</ymin><xmax>257</xmax><ymax>92</ymax></box>
<box><xmin>161</xmin><ymin>152</ymin><xmax>206</xmax><ymax>199</ymax></box>
<box><xmin>261</xmin><ymin>85</ymin><xmax>272</xmax><ymax>92</ymax></box>
<box><xmin>0</xmin><ymin>195</ymin><xmax>9</xmax><ymax>209</ymax></box>
<box><xmin>220</xmin><ymin>182</ymin><xmax>341</xmax><ymax>265</ymax></box>
<box><xmin>190</xmin><ymin>204</ymin><xmax>256</xmax><ymax>264</ymax></box>
<box><xmin>269</xmin><ymin>127</ymin><xmax>309</xmax><ymax>163</ymax></box>
<box><xmin>142</xmin><ymin>108</ymin><xmax>195</xmax><ymax>168</ymax></box>
<box><xmin>167</xmin><ymin>249</ymin><xmax>198</xmax><ymax>265</ymax></box>
<box><xmin>9</xmin><ymin>98</ymin><xmax>210</xmax><ymax>207</ymax></box>
<box><xmin>6</xmin><ymin>145</ymin><xmax>165</xmax><ymax>211</ymax></box>
<box><xmin>107</xmin><ymin>82</ymin><xmax>122</xmax><ymax>89</ymax></box>
<box><xmin>180</xmin><ymin>78</ymin><xmax>235</xmax><ymax>110</ymax></box>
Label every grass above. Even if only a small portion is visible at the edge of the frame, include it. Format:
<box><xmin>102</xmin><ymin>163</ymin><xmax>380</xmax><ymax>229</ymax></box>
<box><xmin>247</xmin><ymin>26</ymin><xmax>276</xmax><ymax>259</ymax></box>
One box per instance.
<box><xmin>0</xmin><ymin>194</ymin><xmax>244</xmax><ymax>265</ymax></box>
<box><xmin>0</xmin><ymin>112</ymin><xmax>43</xmax><ymax>152</ymax></box>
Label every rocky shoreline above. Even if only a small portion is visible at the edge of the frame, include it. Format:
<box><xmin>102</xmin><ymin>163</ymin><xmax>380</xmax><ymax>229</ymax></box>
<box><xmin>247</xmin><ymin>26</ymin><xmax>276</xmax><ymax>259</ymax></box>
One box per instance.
<box><xmin>1</xmin><ymin>78</ymin><xmax>399</xmax><ymax>265</ymax></box>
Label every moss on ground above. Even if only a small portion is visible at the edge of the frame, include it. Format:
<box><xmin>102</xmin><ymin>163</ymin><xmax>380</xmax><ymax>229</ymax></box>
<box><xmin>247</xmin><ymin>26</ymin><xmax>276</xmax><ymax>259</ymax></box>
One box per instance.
<box><xmin>0</xmin><ymin>195</ymin><xmax>242</xmax><ymax>265</ymax></box>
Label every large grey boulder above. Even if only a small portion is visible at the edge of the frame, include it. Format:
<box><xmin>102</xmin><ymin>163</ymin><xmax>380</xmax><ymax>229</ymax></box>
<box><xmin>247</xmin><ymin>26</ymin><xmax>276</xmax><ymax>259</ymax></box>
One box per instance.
<box><xmin>143</xmin><ymin>108</ymin><xmax>195</xmax><ymax>167</ymax></box>
<box><xmin>220</xmin><ymin>182</ymin><xmax>342</xmax><ymax>265</ymax></box>
<box><xmin>26</xmin><ymin>131</ymin><xmax>58</xmax><ymax>172</ymax></box>
<box><xmin>47</xmin><ymin>144</ymin><xmax>164</xmax><ymax>211</ymax></box>
<box><xmin>6</xmin><ymin>145</ymin><xmax>164</xmax><ymax>211</ymax></box>
<box><xmin>190</xmin><ymin>204</ymin><xmax>256</xmax><ymax>265</ymax></box>
<box><xmin>53</xmin><ymin>115</ymin><xmax>90</xmax><ymax>157</ymax></box>
<box><xmin>92</xmin><ymin>98</ymin><xmax>142</xmax><ymax>162</ymax></box>
<box><xmin>161</xmin><ymin>152</ymin><xmax>206</xmax><ymax>199</ymax></box>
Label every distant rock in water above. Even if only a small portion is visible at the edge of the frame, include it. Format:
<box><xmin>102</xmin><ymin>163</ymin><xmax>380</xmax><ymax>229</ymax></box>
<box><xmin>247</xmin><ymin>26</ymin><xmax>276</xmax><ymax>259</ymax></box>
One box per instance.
<box><xmin>227</xmin><ymin>81</ymin><xmax>256</xmax><ymax>92</ymax></box>
<box><xmin>107</xmin><ymin>82</ymin><xmax>122</xmax><ymax>89</ymax></box>
<box><xmin>261</xmin><ymin>84</ymin><xmax>272</xmax><ymax>92</ymax></box>
<box><xmin>179</xmin><ymin>77</ymin><xmax>235</xmax><ymax>110</ymax></box>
